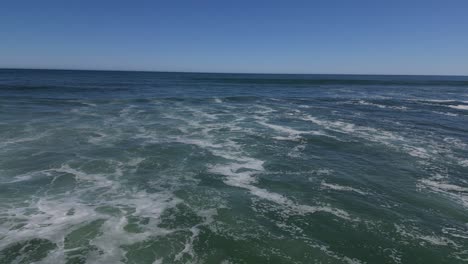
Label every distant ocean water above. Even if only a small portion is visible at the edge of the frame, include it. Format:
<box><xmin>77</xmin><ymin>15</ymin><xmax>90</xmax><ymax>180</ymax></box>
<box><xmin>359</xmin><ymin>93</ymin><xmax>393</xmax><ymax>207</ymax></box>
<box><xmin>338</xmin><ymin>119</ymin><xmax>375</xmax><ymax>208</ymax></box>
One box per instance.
<box><xmin>0</xmin><ymin>69</ymin><xmax>467</xmax><ymax>264</ymax></box>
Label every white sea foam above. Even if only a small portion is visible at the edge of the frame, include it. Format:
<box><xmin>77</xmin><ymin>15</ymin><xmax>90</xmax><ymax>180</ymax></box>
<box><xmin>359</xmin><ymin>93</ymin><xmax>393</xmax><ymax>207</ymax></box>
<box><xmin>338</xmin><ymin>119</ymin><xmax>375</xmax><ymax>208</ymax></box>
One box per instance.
<box><xmin>80</xmin><ymin>102</ymin><xmax>97</xmax><ymax>107</ymax></box>
<box><xmin>459</xmin><ymin>160</ymin><xmax>468</xmax><ymax>167</ymax></box>
<box><xmin>254</xmin><ymin>105</ymin><xmax>276</xmax><ymax>114</ymax></box>
<box><xmin>174</xmin><ymin>208</ymin><xmax>217</xmax><ymax>262</ymax></box>
<box><xmin>272</xmin><ymin>135</ymin><xmax>301</xmax><ymax>141</ymax></box>
<box><xmin>448</xmin><ymin>105</ymin><xmax>468</xmax><ymax>110</ymax></box>
<box><xmin>442</xmin><ymin>227</ymin><xmax>468</xmax><ymax>240</ymax></box>
<box><xmin>0</xmin><ymin>132</ymin><xmax>48</xmax><ymax>148</ymax></box>
<box><xmin>415</xmin><ymin>99</ymin><xmax>459</xmax><ymax>103</ymax></box>
<box><xmin>209</xmin><ymin>161</ymin><xmax>354</xmax><ymax>221</ymax></box>
<box><xmin>127</xmin><ymin>157</ymin><xmax>145</xmax><ymax>166</ymax></box>
<box><xmin>0</xmin><ymin>198</ymin><xmax>100</xmax><ymax>252</ymax></box>
<box><xmin>356</xmin><ymin>100</ymin><xmax>408</xmax><ymax>110</ymax></box>
<box><xmin>383</xmin><ymin>248</ymin><xmax>402</xmax><ymax>264</ymax></box>
<box><xmin>301</xmin><ymin>115</ymin><xmax>403</xmax><ymax>144</ymax></box>
<box><xmin>258</xmin><ymin>121</ymin><xmax>329</xmax><ymax>141</ymax></box>
<box><xmin>443</xmin><ymin>137</ymin><xmax>468</xmax><ymax>149</ymax></box>
<box><xmin>170</xmin><ymin>118</ymin><xmax>350</xmax><ymax>222</ymax></box>
<box><xmin>308</xmin><ymin>244</ymin><xmax>365</xmax><ymax>264</ymax></box>
<box><xmin>86</xmin><ymin>192</ymin><xmax>180</xmax><ymax>263</ymax></box>
<box><xmin>258</xmin><ymin>121</ymin><xmax>305</xmax><ymax>135</ymax></box>
<box><xmin>175</xmin><ymin>137</ymin><xmax>225</xmax><ymax>149</ymax></box>
<box><xmin>119</xmin><ymin>105</ymin><xmax>136</xmax><ymax>117</ymax></box>
<box><xmin>420</xmin><ymin>179</ymin><xmax>468</xmax><ymax>193</ymax></box>
<box><xmin>87</xmin><ymin>131</ymin><xmax>108</xmax><ymax>144</ymax></box>
<box><xmin>394</xmin><ymin>224</ymin><xmax>458</xmax><ymax>247</ymax></box>
<box><xmin>300</xmin><ymin>114</ymin><xmax>465</xmax><ymax>165</ymax></box>
<box><xmin>0</xmin><ymin>158</ymin><xmax>189</xmax><ymax>262</ymax></box>
<box><xmin>2</xmin><ymin>188</ymin><xmax>183</xmax><ymax>263</ymax></box>
<box><xmin>0</xmin><ymin>171</ymin><xmax>39</xmax><ymax>184</ymax></box>
<box><xmin>152</xmin><ymin>258</ymin><xmax>163</xmax><ymax>264</ymax></box>
<box><xmin>258</xmin><ymin>121</ymin><xmax>305</xmax><ymax>141</ymax></box>
<box><xmin>185</xmin><ymin>107</ymin><xmax>219</xmax><ymax>120</ymax></box>
<box><xmin>257</xmin><ymin>169</ymin><xmax>331</xmax><ymax>176</ymax></box>
<box><xmin>70</xmin><ymin>108</ymin><xmax>101</xmax><ymax>117</ymax></box>
<box><xmin>52</xmin><ymin>165</ymin><xmax>115</xmax><ymax>188</ymax></box>
<box><xmin>432</xmin><ymin>111</ymin><xmax>459</xmax><ymax>117</ymax></box>
<box><xmin>10</xmin><ymin>174</ymin><xmax>34</xmax><ymax>183</ymax></box>
<box><xmin>7</xmin><ymin>96</ymin><xmax>466</xmax><ymax>262</ymax></box>
<box><xmin>287</xmin><ymin>143</ymin><xmax>306</xmax><ymax>158</ymax></box>
<box><xmin>409</xmin><ymin>99</ymin><xmax>468</xmax><ymax>106</ymax></box>
<box><xmin>321</xmin><ymin>181</ymin><xmax>367</xmax><ymax>195</ymax></box>
<box><xmin>405</xmin><ymin>146</ymin><xmax>431</xmax><ymax>159</ymax></box>
<box><xmin>418</xmin><ymin>177</ymin><xmax>468</xmax><ymax>208</ymax></box>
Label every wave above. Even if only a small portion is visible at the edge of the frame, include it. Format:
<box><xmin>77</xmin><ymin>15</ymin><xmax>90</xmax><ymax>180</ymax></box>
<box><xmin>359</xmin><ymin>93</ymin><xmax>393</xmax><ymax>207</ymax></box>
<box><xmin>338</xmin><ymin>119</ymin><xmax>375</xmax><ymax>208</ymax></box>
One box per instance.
<box><xmin>448</xmin><ymin>105</ymin><xmax>468</xmax><ymax>110</ymax></box>
<box><xmin>353</xmin><ymin>100</ymin><xmax>408</xmax><ymax>110</ymax></box>
<box><xmin>166</xmin><ymin>109</ymin><xmax>356</xmax><ymax>221</ymax></box>
<box><xmin>418</xmin><ymin>177</ymin><xmax>468</xmax><ymax>208</ymax></box>
<box><xmin>210</xmin><ymin>161</ymin><xmax>355</xmax><ymax>221</ymax></box>
<box><xmin>0</xmin><ymin>84</ymin><xmax>131</xmax><ymax>93</ymax></box>
<box><xmin>419</xmin><ymin>179</ymin><xmax>468</xmax><ymax>193</ymax></box>
<box><xmin>409</xmin><ymin>99</ymin><xmax>468</xmax><ymax>111</ymax></box>
<box><xmin>321</xmin><ymin>181</ymin><xmax>367</xmax><ymax>195</ymax></box>
<box><xmin>394</xmin><ymin>224</ymin><xmax>458</xmax><ymax>247</ymax></box>
<box><xmin>432</xmin><ymin>111</ymin><xmax>458</xmax><ymax>117</ymax></box>
<box><xmin>300</xmin><ymin>114</ymin><xmax>404</xmax><ymax>143</ymax></box>
<box><xmin>192</xmin><ymin>77</ymin><xmax>468</xmax><ymax>87</ymax></box>
<box><xmin>257</xmin><ymin>121</ymin><xmax>328</xmax><ymax>141</ymax></box>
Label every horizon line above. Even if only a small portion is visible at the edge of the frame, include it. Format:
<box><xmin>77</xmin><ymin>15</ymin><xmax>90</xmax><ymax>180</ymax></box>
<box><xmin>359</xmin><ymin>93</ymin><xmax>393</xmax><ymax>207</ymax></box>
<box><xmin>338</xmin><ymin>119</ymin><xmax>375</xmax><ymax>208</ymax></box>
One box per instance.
<box><xmin>0</xmin><ymin>67</ymin><xmax>467</xmax><ymax>78</ymax></box>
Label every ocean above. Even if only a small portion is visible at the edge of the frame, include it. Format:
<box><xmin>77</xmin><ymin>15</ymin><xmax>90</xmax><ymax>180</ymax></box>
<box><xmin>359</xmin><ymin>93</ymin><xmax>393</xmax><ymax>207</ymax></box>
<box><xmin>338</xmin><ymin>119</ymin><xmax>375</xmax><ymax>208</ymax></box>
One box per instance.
<box><xmin>0</xmin><ymin>69</ymin><xmax>467</xmax><ymax>264</ymax></box>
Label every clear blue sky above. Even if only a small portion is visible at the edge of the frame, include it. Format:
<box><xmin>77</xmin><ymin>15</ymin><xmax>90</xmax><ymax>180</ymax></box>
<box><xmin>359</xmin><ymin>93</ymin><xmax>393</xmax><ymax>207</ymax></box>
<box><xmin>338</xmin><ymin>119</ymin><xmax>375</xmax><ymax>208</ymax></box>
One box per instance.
<box><xmin>1</xmin><ymin>0</ymin><xmax>467</xmax><ymax>75</ymax></box>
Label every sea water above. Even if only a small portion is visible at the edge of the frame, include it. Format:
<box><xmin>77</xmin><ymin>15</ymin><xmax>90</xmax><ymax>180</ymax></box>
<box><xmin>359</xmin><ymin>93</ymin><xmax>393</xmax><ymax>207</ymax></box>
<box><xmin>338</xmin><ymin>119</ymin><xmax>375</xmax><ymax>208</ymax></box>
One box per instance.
<box><xmin>0</xmin><ymin>70</ymin><xmax>467</xmax><ymax>263</ymax></box>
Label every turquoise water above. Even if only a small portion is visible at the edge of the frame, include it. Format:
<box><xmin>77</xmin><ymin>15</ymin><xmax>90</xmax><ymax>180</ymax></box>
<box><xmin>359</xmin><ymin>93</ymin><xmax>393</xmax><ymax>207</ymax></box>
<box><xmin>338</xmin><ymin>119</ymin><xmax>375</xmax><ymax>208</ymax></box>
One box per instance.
<box><xmin>0</xmin><ymin>70</ymin><xmax>467</xmax><ymax>263</ymax></box>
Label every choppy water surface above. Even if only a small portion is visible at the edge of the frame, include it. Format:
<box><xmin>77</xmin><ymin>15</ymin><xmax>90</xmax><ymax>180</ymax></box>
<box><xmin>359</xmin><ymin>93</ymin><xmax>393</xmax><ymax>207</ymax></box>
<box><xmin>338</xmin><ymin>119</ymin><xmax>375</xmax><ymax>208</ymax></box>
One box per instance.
<box><xmin>1</xmin><ymin>70</ymin><xmax>468</xmax><ymax>264</ymax></box>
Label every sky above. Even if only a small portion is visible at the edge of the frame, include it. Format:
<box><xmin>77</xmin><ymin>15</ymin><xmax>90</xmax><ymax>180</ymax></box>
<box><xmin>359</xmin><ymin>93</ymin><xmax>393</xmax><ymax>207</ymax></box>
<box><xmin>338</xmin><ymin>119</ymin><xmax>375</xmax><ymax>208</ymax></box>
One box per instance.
<box><xmin>1</xmin><ymin>0</ymin><xmax>467</xmax><ymax>75</ymax></box>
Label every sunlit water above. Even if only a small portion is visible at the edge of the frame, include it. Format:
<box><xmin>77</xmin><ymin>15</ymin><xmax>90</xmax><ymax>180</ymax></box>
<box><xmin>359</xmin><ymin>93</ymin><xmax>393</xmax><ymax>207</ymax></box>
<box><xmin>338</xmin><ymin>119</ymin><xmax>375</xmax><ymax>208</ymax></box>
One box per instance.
<box><xmin>1</xmin><ymin>70</ymin><xmax>467</xmax><ymax>263</ymax></box>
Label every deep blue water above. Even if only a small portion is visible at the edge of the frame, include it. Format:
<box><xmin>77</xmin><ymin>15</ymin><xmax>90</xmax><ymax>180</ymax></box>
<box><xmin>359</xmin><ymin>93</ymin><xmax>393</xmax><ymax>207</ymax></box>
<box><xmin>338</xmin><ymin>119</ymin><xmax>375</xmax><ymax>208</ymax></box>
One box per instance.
<box><xmin>1</xmin><ymin>69</ymin><xmax>468</xmax><ymax>263</ymax></box>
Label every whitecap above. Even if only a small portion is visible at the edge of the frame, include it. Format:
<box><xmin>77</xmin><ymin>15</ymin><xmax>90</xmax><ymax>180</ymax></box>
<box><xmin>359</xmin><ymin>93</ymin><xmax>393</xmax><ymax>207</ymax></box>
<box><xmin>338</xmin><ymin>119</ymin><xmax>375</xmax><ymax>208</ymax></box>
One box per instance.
<box><xmin>52</xmin><ymin>165</ymin><xmax>115</xmax><ymax>188</ymax></box>
<box><xmin>419</xmin><ymin>179</ymin><xmax>468</xmax><ymax>193</ymax></box>
<box><xmin>0</xmin><ymin>132</ymin><xmax>48</xmax><ymax>148</ymax></box>
<box><xmin>356</xmin><ymin>100</ymin><xmax>408</xmax><ymax>110</ymax></box>
<box><xmin>209</xmin><ymin>161</ymin><xmax>355</xmax><ymax>221</ymax></box>
<box><xmin>405</xmin><ymin>146</ymin><xmax>431</xmax><ymax>159</ymax></box>
<box><xmin>174</xmin><ymin>208</ymin><xmax>217</xmax><ymax>262</ymax></box>
<box><xmin>258</xmin><ymin>121</ymin><xmax>329</xmax><ymax>141</ymax></box>
<box><xmin>459</xmin><ymin>160</ymin><xmax>468</xmax><ymax>167</ymax></box>
<box><xmin>394</xmin><ymin>224</ymin><xmax>458</xmax><ymax>247</ymax></box>
<box><xmin>417</xmin><ymin>178</ymin><xmax>468</xmax><ymax>208</ymax></box>
<box><xmin>416</xmin><ymin>99</ymin><xmax>459</xmax><ymax>103</ymax></box>
<box><xmin>442</xmin><ymin>227</ymin><xmax>468</xmax><ymax>240</ymax></box>
<box><xmin>301</xmin><ymin>115</ymin><xmax>403</xmax><ymax>143</ymax></box>
<box><xmin>432</xmin><ymin>111</ymin><xmax>458</xmax><ymax>117</ymax></box>
<box><xmin>448</xmin><ymin>105</ymin><xmax>468</xmax><ymax>110</ymax></box>
<box><xmin>321</xmin><ymin>181</ymin><xmax>367</xmax><ymax>195</ymax></box>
